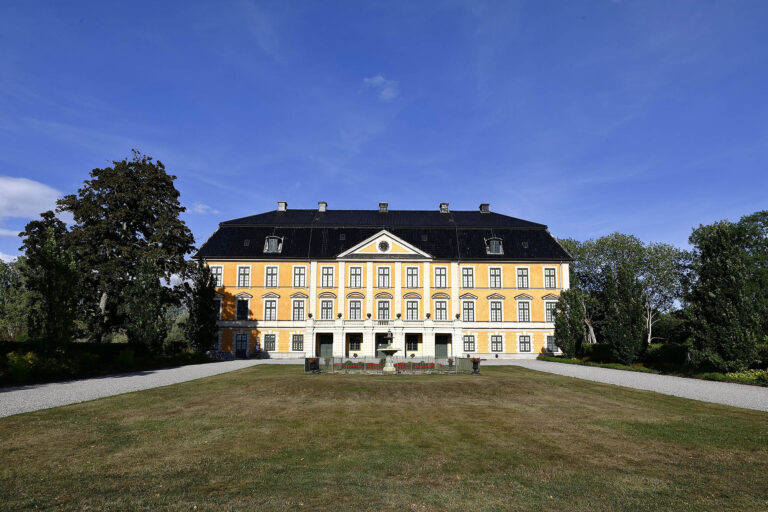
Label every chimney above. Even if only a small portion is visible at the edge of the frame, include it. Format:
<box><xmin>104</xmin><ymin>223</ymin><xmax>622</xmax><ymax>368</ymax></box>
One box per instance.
<box><xmin>318</xmin><ymin>201</ymin><xmax>327</xmax><ymax>213</ymax></box>
<box><xmin>479</xmin><ymin>203</ymin><xmax>490</xmax><ymax>213</ymax></box>
<box><xmin>277</xmin><ymin>201</ymin><xmax>287</xmax><ymax>212</ymax></box>
<box><xmin>439</xmin><ymin>202</ymin><xmax>450</xmax><ymax>213</ymax></box>
<box><xmin>379</xmin><ymin>202</ymin><xmax>388</xmax><ymax>213</ymax></box>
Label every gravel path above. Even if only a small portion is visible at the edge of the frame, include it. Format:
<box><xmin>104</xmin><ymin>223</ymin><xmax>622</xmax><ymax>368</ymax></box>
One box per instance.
<box><xmin>0</xmin><ymin>359</ymin><xmax>301</xmax><ymax>419</ymax></box>
<box><xmin>496</xmin><ymin>359</ymin><xmax>768</xmax><ymax>412</ymax></box>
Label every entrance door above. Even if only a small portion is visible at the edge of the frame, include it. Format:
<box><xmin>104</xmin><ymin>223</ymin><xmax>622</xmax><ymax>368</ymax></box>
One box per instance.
<box><xmin>235</xmin><ymin>333</ymin><xmax>248</xmax><ymax>358</ymax></box>
<box><xmin>317</xmin><ymin>334</ymin><xmax>333</xmax><ymax>358</ymax></box>
<box><xmin>435</xmin><ymin>334</ymin><xmax>451</xmax><ymax>358</ymax></box>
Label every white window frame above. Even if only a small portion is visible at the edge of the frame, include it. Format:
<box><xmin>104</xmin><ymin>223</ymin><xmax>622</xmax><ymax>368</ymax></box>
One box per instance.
<box><xmin>490</xmin><ymin>334</ymin><xmax>504</xmax><ymax>352</ymax></box>
<box><xmin>292</xmin><ymin>299</ymin><xmax>305</xmax><ymax>321</ymax></box>
<box><xmin>234</xmin><ymin>332</ymin><xmax>249</xmax><ymax>355</ymax></box>
<box><xmin>405</xmin><ymin>300</ymin><xmax>419</xmax><ymax>320</ymax></box>
<box><xmin>517</xmin><ymin>301</ymin><xmax>531</xmax><ymax>322</ymax></box>
<box><xmin>434</xmin><ymin>266</ymin><xmax>447</xmax><ymax>288</ymax></box>
<box><xmin>209</xmin><ymin>265</ymin><xmax>224</xmax><ymax>287</ymax></box>
<box><xmin>486</xmin><ymin>238</ymin><xmax>503</xmax><ymax>255</ymax></box>
<box><xmin>237</xmin><ymin>265</ymin><xmax>251</xmax><ymax>287</ymax></box>
<box><xmin>263</xmin><ymin>236</ymin><xmax>283</xmax><ymax>254</ymax></box>
<box><xmin>488</xmin><ymin>267</ymin><xmax>502</xmax><ymax>289</ymax></box>
<box><xmin>264</xmin><ymin>333</ymin><xmax>277</xmax><ymax>351</ymax></box>
<box><xmin>546</xmin><ymin>335</ymin><xmax>558</xmax><ymax>352</ymax></box>
<box><xmin>265</xmin><ymin>265</ymin><xmax>279</xmax><ymax>288</ymax></box>
<box><xmin>349</xmin><ymin>334</ymin><xmax>362</xmax><ymax>351</ymax></box>
<box><xmin>462</xmin><ymin>300</ymin><xmax>475</xmax><ymax>322</ymax></box>
<box><xmin>461</xmin><ymin>267</ymin><xmax>475</xmax><ymax>288</ymax></box>
<box><xmin>405</xmin><ymin>266</ymin><xmax>419</xmax><ymax>288</ymax></box>
<box><xmin>516</xmin><ymin>266</ymin><xmax>529</xmax><ymax>289</ymax></box>
<box><xmin>263</xmin><ymin>299</ymin><xmax>278</xmax><ymax>321</ymax></box>
<box><xmin>545</xmin><ymin>301</ymin><xmax>557</xmax><ymax>323</ymax></box>
<box><xmin>490</xmin><ymin>300</ymin><xmax>503</xmax><ymax>322</ymax></box>
<box><xmin>462</xmin><ymin>335</ymin><xmax>475</xmax><ymax>353</ymax></box>
<box><xmin>349</xmin><ymin>266</ymin><xmax>363</xmax><ymax>288</ymax></box>
<box><xmin>320</xmin><ymin>266</ymin><xmax>334</xmax><ymax>288</ymax></box>
<box><xmin>544</xmin><ymin>267</ymin><xmax>557</xmax><ymax>289</ymax></box>
<box><xmin>349</xmin><ymin>300</ymin><xmax>362</xmax><ymax>320</ymax></box>
<box><xmin>320</xmin><ymin>299</ymin><xmax>334</xmax><ymax>320</ymax></box>
<box><xmin>293</xmin><ymin>265</ymin><xmax>306</xmax><ymax>288</ymax></box>
<box><xmin>235</xmin><ymin>297</ymin><xmax>250</xmax><ymax>321</ymax></box>
<box><xmin>377</xmin><ymin>300</ymin><xmax>390</xmax><ymax>320</ymax></box>
<box><xmin>377</xmin><ymin>266</ymin><xmax>390</xmax><ymax>288</ymax></box>
<box><xmin>518</xmin><ymin>334</ymin><xmax>532</xmax><ymax>353</ymax></box>
<box><xmin>291</xmin><ymin>334</ymin><xmax>304</xmax><ymax>352</ymax></box>
<box><xmin>434</xmin><ymin>300</ymin><xmax>448</xmax><ymax>321</ymax></box>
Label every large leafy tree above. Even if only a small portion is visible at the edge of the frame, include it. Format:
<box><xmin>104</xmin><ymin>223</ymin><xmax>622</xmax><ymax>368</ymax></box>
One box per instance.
<box><xmin>602</xmin><ymin>260</ymin><xmax>646</xmax><ymax>365</ymax></box>
<box><xmin>183</xmin><ymin>261</ymin><xmax>218</xmax><ymax>354</ymax></box>
<box><xmin>640</xmin><ymin>243</ymin><xmax>688</xmax><ymax>346</ymax></box>
<box><xmin>553</xmin><ymin>288</ymin><xmax>587</xmax><ymax>358</ymax></box>
<box><xmin>0</xmin><ymin>259</ymin><xmax>28</xmax><ymax>341</ymax></box>
<box><xmin>18</xmin><ymin>211</ymin><xmax>79</xmax><ymax>346</ymax></box>
<box><xmin>121</xmin><ymin>259</ymin><xmax>169</xmax><ymax>354</ymax></box>
<box><xmin>57</xmin><ymin>151</ymin><xmax>195</xmax><ymax>341</ymax></box>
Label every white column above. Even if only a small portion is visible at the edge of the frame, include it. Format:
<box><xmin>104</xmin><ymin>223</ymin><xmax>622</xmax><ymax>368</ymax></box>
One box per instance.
<box><xmin>309</xmin><ymin>261</ymin><xmax>318</xmax><ymax>318</ymax></box>
<box><xmin>423</xmin><ymin>326</ymin><xmax>435</xmax><ymax>357</ymax></box>
<box><xmin>450</xmin><ymin>262</ymin><xmax>459</xmax><ymax>319</ymax></box>
<box><xmin>366</xmin><ymin>262</ymin><xmax>374</xmax><ymax>316</ymax></box>
<box><xmin>363</xmin><ymin>327</ymin><xmax>374</xmax><ymax>358</ymax></box>
<box><xmin>562</xmin><ymin>263</ymin><xmax>570</xmax><ymax>291</ymax></box>
<box><xmin>394</xmin><ymin>262</ymin><xmax>402</xmax><ymax>317</ymax></box>
<box><xmin>333</xmin><ymin>328</ymin><xmax>344</xmax><ymax>357</ymax></box>
<box><xmin>422</xmin><ymin>261</ymin><xmax>430</xmax><ymax>318</ymax></box>
<box><xmin>337</xmin><ymin>261</ymin><xmax>345</xmax><ymax>318</ymax></box>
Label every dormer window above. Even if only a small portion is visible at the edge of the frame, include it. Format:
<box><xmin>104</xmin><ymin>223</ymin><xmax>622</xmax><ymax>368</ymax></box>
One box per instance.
<box><xmin>264</xmin><ymin>236</ymin><xmax>283</xmax><ymax>253</ymax></box>
<box><xmin>486</xmin><ymin>237</ymin><xmax>503</xmax><ymax>255</ymax></box>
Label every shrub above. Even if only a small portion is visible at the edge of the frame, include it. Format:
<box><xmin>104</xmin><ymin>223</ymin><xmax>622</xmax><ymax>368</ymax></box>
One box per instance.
<box><xmin>643</xmin><ymin>343</ymin><xmax>688</xmax><ymax>365</ymax></box>
<box><xmin>724</xmin><ymin>369</ymin><xmax>768</xmax><ymax>384</ymax></box>
<box><xmin>582</xmin><ymin>343</ymin><xmax>613</xmax><ymax>363</ymax></box>
<box><xmin>6</xmin><ymin>351</ymin><xmax>38</xmax><ymax>382</ymax></box>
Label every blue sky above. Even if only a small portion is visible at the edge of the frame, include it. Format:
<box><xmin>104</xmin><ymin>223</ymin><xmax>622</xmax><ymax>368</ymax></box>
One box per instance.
<box><xmin>1</xmin><ymin>1</ymin><xmax>767</xmax><ymax>260</ymax></box>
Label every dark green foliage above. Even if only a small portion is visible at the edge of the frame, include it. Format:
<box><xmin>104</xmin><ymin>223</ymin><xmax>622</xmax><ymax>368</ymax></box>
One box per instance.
<box><xmin>0</xmin><ymin>259</ymin><xmax>28</xmax><ymax>341</ymax></box>
<box><xmin>18</xmin><ymin>211</ymin><xmax>78</xmax><ymax>347</ymax></box>
<box><xmin>183</xmin><ymin>261</ymin><xmax>218</xmax><ymax>354</ymax></box>
<box><xmin>121</xmin><ymin>259</ymin><xmax>169</xmax><ymax>353</ymax></box>
<box><xmin>582</xmin><ymin>343</ymin><xmax>613</xmax><ymax>363</ymax></box>
<box><xmin>644</xmin><ymin>343</ymin><xmax>688</xmax><ymax>366</ymax></box>
<box><xmin>553</xmin><ymin>288</ymin><xmax>586</xmax><ymax>358</ymax></box>
<box><xmin>57</xmin><ymin>151</ymin><xmax>195</xmax><ymax>341</ymax></box>
<box><xmin>602</xmin><ymin>260</ymin><xmax>646</xmax><ymax>365</ymax></box>
<box><xmin>687</xmin><ymin>219</ymin><xmax>762</xmax><ymax>372</ymax></box>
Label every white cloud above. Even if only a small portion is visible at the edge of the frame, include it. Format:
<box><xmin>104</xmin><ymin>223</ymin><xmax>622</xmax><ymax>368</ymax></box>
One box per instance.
<box><xmin>0</xmin><ymin>251</ymin><xmax>18</xmax><ymax>262</ymax></box>
<box><xmin>363</xmin><ymin>75</ymin><xmax>400</xmax><ymax>102</ymax></box>
<box><xmin>0</xmin><ymin>176</ymin><xmax>61</xmax><ymax>219</ymax></box>
<box><xmin>189</xmin><ymin>202</ymin><xmax>220</xmax><ymax>215</ymax></box>
<box><xmin>0</xmin><ymin>228</ymin><xmax>20</xmax><ymax>237</ymax></box>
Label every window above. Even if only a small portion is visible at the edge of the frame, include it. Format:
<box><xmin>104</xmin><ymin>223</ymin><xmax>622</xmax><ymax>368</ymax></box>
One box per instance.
<box><xmin>490</xmin><ymin>301</ymin><xmax>503</xmax><ymax>322</ymax></box>
<box><xmin>236</xmin><ymin>298</ymin><xmax>249</xmax><ymax>320</ymax></box>
<box><xmin>377</xmin><ymin>267</ymin><xmax>390</xmax><ymax>288</ymax></box>
<box><xmin>293</xmin><ymin>267</ymin><xmax>306</xmax><ymax>287</ymax></box>
<box><xmin>435</xmin><ymin>301</ymin><xmax>447</xmax><ymax>320</ymax></box>
<box><xmin>349</xmin><ymin>267</ymin><xmax>362</xmax><ymax>288</ymax></box>
<box><xmin>462</xmin><ymin>301</ymin><xmax>475</xmax><ymax>322</ymax></box>
<box><xmin>214</xmin><ymin>298</ymin><xmax>222</xmax><ymax>320</ymax></box>
<box><xmin>349</xmin><ymin>300</ymin><xmax>362</xmax><ymax>320</ymax></box>
<box><xmin>486</xmin><ymin>238</ymin><xmax>503</xmax><ymax>255</ymax></box>
<box><xmin>544</xmin><ymin>268</ymin><xmax>557</xmax><ymax>289</ymax></box>
<box><xmin>406</xmin><ymin>335</ymin><xmax>419</xmax><ymax>351</ymax></box>
<box><xmin>546</xmin><ymin>302</ymin><xmax>557</xmax><ymax>322</ymax></box>
<box><xmin>463</xmin><ymin>335</ymin><xmax>475</xmax><ymax>352</ymax></box>
<box><xmin>292</xmin><ymin>300</ymin><xmax>305</xmax><ymax>321</ymax></box>
<box><xmin>461</xmin><ymin>268</ymin><xmax>474</xmax><ymax>288</ymax></box>
<box><xmin>349</xmin><ymin>334</ymin><xmax>361</xmax><ymax>351</ymax></box>
<box><xmin>489</xmin><ymin>267</ymin><xmax>502</xmax><ymax>288</ymax></box>
<box><xmin>211</xmin><ymin>332</ymin><xmax>222</xmax><ymax>352</ymax></box>
<box><xmin>235</xmin><ymin>333</ymin><xmax>248</xmax><ymax>353</ymax></box>
<box><xmin>321</xmin><ymin>267</ymin><xmax>334</xmax><ymax>287</ymax></box>
<box><xmin>519</xmin><ymin>335</ymin><xmax>531</xmax><ymax>352</ymax></box>
<box><xmin>491</xmin><ymin>335</ymin><xmax>503</xmax><ymax>352</ymax></box>
<box><xmin>406</xmin><ymin>267</ymin><xmax>419</xmax><ymax>288</ymax></box>
<box><xmin>434</xmin><ymin>267</ymin><xmax>447</xmax><ymax>288</ymax></box>
<box><xmin>264</xmin><ymin>236</ymin><xmax>282</xmax><ymax>253</ymax></box>
<box><xmin>518</xmin><ymin>302</ymin><xmax>530</xmax><ymax>322</ymax></box>
<box><xmin>517</xmin><ymin>268</ymin><xmax>529</xmax><ymax>289</ymax></box>
<box><xmin>406</xmin><ymin>300</ymin><xmax>419</xmax><ymax>320</ymax></box>
<box><xmin>547</xmin><ymin>336</ymin><xmax>558</xmax><ymax>352</ymax></box>
<box><xmin>210</xmin><ymin>266</ymin><xmax>223</xmax><ymax>287</ymax></box>
<box><xmin>264</xmin><ymin>300</ymin><xmax>277</xmax><ymax>321</ymax></box>
<box><xmin>264</xmin><ymin>334</ymin><xmax>276</xmax><ymax>351</ymax></box>
<box><xmin>292</xmin><ymin>334</ymin><xmax>304</xmax><ymax>351</ymax></box>
<box><xmin>377</xmin><ymin>300</ymin><xmax>390</xmax><ymax>320</ymax></box>
<box><xmin>320</xmin><ymin>300</ymin><xmax>333</xmax><ymax>320</ymax></box>
<box><xmin>265</xmin><ymin>266</ymin><xmax>278</xmax><ymax>287</ymax></box>
<box><xmin>237</xmin><ymin>266</ymin><xmax>251</xmax><ymax>287</ymax></box>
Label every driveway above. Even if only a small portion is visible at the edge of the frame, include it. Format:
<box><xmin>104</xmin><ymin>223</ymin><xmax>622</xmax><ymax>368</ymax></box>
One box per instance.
<box><xmin>0</xmin><ymin>359</ymin><xmax>302</xmax><ymax>419</ymax></box>
<box><xmin>497</xmin><ymin>359</ymin><xmax>768</xmax><ymax>412</ymax></box>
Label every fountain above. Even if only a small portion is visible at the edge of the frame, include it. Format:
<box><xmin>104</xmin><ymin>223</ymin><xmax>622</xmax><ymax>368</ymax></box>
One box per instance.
<box><xmin>379</xmin><ymin>330</ymin><xmax>399</xmax><ymax>375</ymax></box>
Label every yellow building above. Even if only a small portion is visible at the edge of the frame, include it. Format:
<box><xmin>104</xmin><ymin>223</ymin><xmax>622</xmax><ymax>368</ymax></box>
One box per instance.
<box><xmin>196</xmin><ymin>201</ymin><xmax>572</xmax><ymax>359</ymax></box>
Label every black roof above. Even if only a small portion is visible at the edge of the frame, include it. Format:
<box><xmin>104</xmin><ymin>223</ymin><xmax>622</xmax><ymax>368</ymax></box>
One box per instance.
<box><xmin>196</xmin><ymin>208</ymin><xmax>572</xmax><ymax>261</ymax></box>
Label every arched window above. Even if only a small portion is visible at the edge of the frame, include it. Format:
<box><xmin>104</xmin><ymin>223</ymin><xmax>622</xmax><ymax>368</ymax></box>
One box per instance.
<box><xmin>485</xmin><ymin>237</ymin><xmax>503</xmax><ymax>255</ymax></box>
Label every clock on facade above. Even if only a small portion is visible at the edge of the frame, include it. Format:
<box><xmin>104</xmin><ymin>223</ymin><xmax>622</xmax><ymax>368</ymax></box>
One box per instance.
<box><xmin>378</xmin><ymin>240</ymin><xmax>390</xmax><ymax>252</ymax></box>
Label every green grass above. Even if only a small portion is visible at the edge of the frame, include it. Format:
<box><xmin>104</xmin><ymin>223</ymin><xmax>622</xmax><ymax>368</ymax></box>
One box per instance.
<box><xmin>1</xmin><ymin>365</ymin><xmax>766</xmax><ymax>511</ymax></box>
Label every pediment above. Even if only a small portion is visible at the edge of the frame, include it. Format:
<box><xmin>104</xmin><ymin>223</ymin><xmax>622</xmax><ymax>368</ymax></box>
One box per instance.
<box><xmin>542</xmin><ymin>293</ymin><xmax>560</xmax><ymax>301</ymax></box>
<box><xmin>337</xmin><ymin>230</ymin><xmax>432</xmax><ymax>260</ymax></box>
<box><xmin>514</xmin><ymin>293</ymin><xmax>533</xmax><ymax>301</ymax></box>
<box><xmin>375</xmin><ymin>292</ymin><xmax>393</xmax><ymax>299</ymax></box>
<box><xmin>290</xmin><ymin>292</ymin><xmax>309</xmax><ymax>299</ymax></box>
<box><xmin>318</xmin><ymin>291</ymin><xmax>337</xmax><ymax>299</ymax></box>
<box><xmin>262</xmin><ymin>292</ymin><xmax>280</xmax><ymax>299</ymax></box>
<box><xmin>486</xmin><ymin>293</ymin><xmax>506</xmax><ymax>300</ymax></box>
<box><xmin>235</xmin><ymin>292</ymin><xmax>253</xmax><ymax>298</ymax></box>
<box><xmin>403</xmin><ymin>292</ymin><xmax>422</xmax><ymax>299</ymax></box>
<box><xmin>459</xmin><ymin>292</ymin><xmax>478</xmax><ymax>300</ymax></box>
<box><xmin>346</xmin><ymin>292</ymin><xmax>365</xmax><ymax>299</ymax></box>
<box><xmin>431</xmin><ymin>292</ymin><xmax>450</xmax><ymax>300</ymax></box>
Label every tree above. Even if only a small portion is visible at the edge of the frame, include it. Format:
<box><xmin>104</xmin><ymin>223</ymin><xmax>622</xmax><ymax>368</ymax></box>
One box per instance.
<box><xmin>553</xmin><ymin>288</ymin><xmax>587</xmax><ymax>358</ymax></box>
<box><xmin>121</xmin><ymin>259</ymin><xmax>169</xmax><ymax>353</ymax></box>
<box><xmin>602</xmin><ymin>260</ymin><xmax>646</xmax><ymax>365</ymax></box>
<box><xmin>687</xmin><ymin>220</ymin><xmax>761</xmax><ymax>371</ymax></box>
<box><xmin>18</xmin><ymin>211</ymin><xmax>78</xmax><ymax>346</ymax></box>
<box><xmin>183</xmin><ymin>261</ymin><xmax>218</xmax><ymax>354</ymax></box>
<box><xmin>640</xmin><ymin>243</ymin><xmax>688</xmax><ymax>346</ymax></box>
<box><xmin>0</xmin><ymin>259</ymin><xmax>28</xmax><ymax>341</ymax></box>
<box><xmin>57</xmin><ymin>151</ymin><xmax>195</xmax><ymax>341</ymax></box>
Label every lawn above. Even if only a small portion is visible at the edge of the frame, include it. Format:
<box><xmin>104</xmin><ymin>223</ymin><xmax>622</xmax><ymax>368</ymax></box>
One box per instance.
<box><xmin>1</xmin><ymin>365</ymin><xmax>766</xmax><ymax>511</ymax></box>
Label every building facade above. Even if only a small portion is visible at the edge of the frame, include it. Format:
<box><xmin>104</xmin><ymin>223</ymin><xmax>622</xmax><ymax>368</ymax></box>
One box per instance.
<box><xmin>196</xmin><ymin>202</ymin><xmax>572</xmax><ymax>359</ymax></box>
